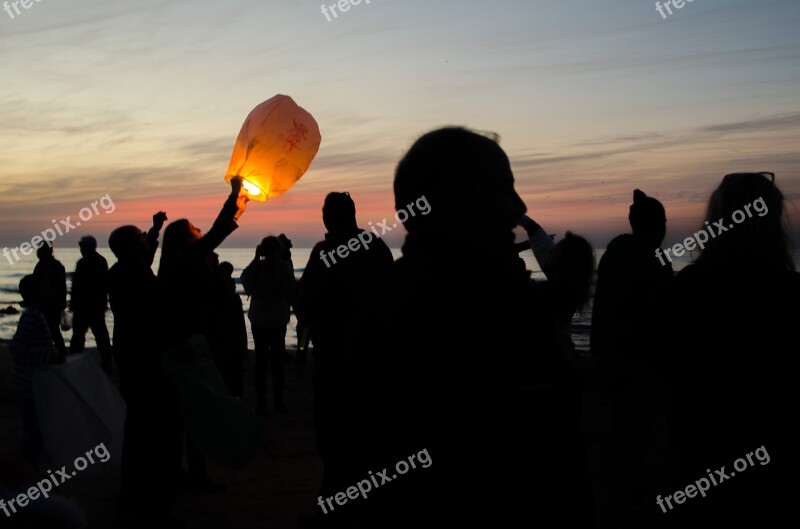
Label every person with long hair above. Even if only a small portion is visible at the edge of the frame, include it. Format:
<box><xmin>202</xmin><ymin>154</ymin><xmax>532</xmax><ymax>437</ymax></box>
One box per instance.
<box><xmin>667</xmin><ymin>172</ymin><xmax>798</xmax><ymax>527</ymax></box>
<box><xmin>540</xmin><ymin>231</ymin><xmax>596</xmax><ymax>360</ymax></box>
<box><xmin>157</xmin><ymin>176</ymin><xmax>249</xmax><ymax>493</ymax></box>
<box><xmin>241</xmin><ymin>236</ymin><xmax>296</xmax><ymax>415</ymax></box>
<box><xmin>158</xmin><ymin>177</ymin><xmax>248</xmax><ymax>349</ymax></box>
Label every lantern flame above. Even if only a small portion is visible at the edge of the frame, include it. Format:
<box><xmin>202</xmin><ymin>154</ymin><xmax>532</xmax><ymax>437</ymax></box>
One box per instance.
<box><xmin>241</xmin><ymin>179</ymin><xmax>263</xmax><ymax>198</ymax></box>
<box><xmin>225</xmin><ymin>95</ymin><xmax>321</xmax><ymax>202</ymax></box>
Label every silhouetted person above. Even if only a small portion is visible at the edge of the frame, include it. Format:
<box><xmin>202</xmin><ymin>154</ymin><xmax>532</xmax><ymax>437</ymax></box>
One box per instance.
<box><xmin>69</xmin><ymin>235</ymin><xmax>113</xmax><ymax>372</ymax></box>
<box><xmin>541</xmin><ymin>231</ymin><xmax>596</xmax><ymax>360</ymax></box>
<box><xmin>242</xmin><ymin>237</ymin><xmax>295</xmax><ymax>414</ymax></box>
<box><xmin>278</xmin><ymin>233</ymin><xmax>294</xmax><ymax>269</ymax></box>
<box><xmin>590</xmin><ymin>189</ymin><xmax>673</xmax><ymax>528</ymax></box>
<box><xmin>158</xmin><ymin>177</ymin><xmax>248</xmax><ymax>493</ymax></box>
<box><xmin>10</xmin><ymin>274</ymin><xmax>61</xmax><ymax>468</ymax></box>
<box><xmin>218</xmin><ymin>261</ymin><xmax>247</xmax><ymax>399</ymax></box>
<box><xmin>294</xmin><ymin>191</ymin><xmax>393</xmax><ymax>525</ymax></box>
<box><xmin>667</xmin><ymin>172</ymin><xmax>797</xmax><ymax>527</ymax></box>
<box><xmin>278</xmin><ymin>233</ymin><xmax>309</xmax><ymax>365</ymax></box>
<box><xmin>518</xmin><ymin>216</ymin><xmax>596</xmax><ymax>359</ymax></box>
<box><xmin>108</xmin><ymin>212</ymin><xmax>183</xmax><ymax>526</ymax></box>
<box><xmin>340</xmin><ymin>128</ymin><xmax>595</xmax><ymax>528</ymax></box>
<box><xmin>32</xmin><ymin>244</ymin><xmax>67</xmax><ymax>357</ymax></box>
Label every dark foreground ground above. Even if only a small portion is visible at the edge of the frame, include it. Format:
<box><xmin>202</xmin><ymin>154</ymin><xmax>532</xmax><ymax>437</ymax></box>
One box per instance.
<box><xmin>0</xmin><ymin>341</ymin><xmax>675</xmax><ymax>528</ymax></box>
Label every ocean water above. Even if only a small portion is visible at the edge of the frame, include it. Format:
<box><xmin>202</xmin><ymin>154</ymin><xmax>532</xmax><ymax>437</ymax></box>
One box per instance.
<box><xmin>1</xmin><ymin>248</ymin><xmax>799</xmax><ymax>350</ymax></box>
<box><xmin>0</xmin><ymin>248</ymin><xmax>386</xmax><ymax>349</ymax></box>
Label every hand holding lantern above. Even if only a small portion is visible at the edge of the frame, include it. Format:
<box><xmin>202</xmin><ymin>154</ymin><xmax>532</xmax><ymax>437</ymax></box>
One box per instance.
<box><xmin>229</xmin><ymin>176</ymin><xmax>249</xmax><ymax>221</ymax></box>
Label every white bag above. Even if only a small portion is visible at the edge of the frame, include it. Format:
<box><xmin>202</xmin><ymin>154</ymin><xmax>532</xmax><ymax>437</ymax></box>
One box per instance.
<box><xmin>32</xmin><ymin>353</ymin><xmax>126</xmax><ymax>475</ymax></box>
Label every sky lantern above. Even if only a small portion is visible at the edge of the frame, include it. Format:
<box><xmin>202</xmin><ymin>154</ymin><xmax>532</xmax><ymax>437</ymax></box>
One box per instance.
<box><xmin>225</xmin><ymin>94</ymin><xmax>321</xmax><ymax>202</ymax></box>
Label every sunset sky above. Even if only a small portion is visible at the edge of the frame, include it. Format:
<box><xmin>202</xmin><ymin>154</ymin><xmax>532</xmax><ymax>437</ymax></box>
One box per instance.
<box><xmin>1</xmin><ymin>0</ymin><xmax>799</xmax><ymax>253</ymax></box>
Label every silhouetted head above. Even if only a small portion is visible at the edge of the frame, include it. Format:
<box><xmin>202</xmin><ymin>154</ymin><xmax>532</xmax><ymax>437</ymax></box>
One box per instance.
<box><xmin>36</xmin><ymin>243</ymin><xmax>54</xmax><ymax>260</ymax></box>
<box><xmin>278</xmin><ymin>233</ymin><xmax>293</xmax><ymax>260</ymax></box>
<box><xmin>79</xmin><ymin>235</ymin><xmax>97</xmax><ymax>257</ymax></box>
<box><xmin>322</xmin><ymin>193</ymin><xmax>358</xmax><ymax>235</ymax></box>
<box><xmin>628</xmin><ymin>189</ymin><xmax>666</xmax><ymax>246</ymax></box>
<box><xmin>219</xmin><ymin>261</ymin><xmax>235</xmax><ymax>293</ymax></box>
<box><xmin>158</xmin><ymin>219</ymin><xmax>202</xmax><ymax>279</ymax></box>
<box><xmin>543</xmin><ymin>232</ymin><xmax>596</xmax><ymax>313</ymax></box>
<box><xmin>219</xmin><ymin>261</ymin><xmax>234</xmax><ymax>278</ymax></box>
<box><xmin>394</xmin><ymin>127</ymin><xmax>526</xmax><ymax>239</ymax></box>
<box><xmin>697</xmin><ymin>172</ymin><xmax>793</xmax><ymax>270</ymax></box>
<box><xmin>163</xmin><ymin>219</ymin><xmax>201</xmax><ymax>251</ymax></box>
<box><xmin>109</xmin><ymin>226</ymin><xmax>148</xmax><ymax>261</ymax></box>
<box><xmin>257</xmin><ymin>236</ymin><xmax>283</xmax><ymax>262</ymax></box>
<box><xmin>19</xmin><ymin>274</ymin><xmax>48</xmax><ymax>311</ymax></box>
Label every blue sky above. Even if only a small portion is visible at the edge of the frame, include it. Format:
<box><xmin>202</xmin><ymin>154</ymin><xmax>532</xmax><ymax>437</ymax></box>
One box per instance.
<box><xmin>1</xmin><ymin>0</ymin><xmax>799</xmax><ymax>250</ymax></box>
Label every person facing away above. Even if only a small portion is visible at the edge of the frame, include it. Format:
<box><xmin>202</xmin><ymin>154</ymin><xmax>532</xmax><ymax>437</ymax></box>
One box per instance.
<box><xmin>666</xmin><ymin>172</ymin><xmax>798</xmax><ymax>527</ymax></box>
<box><xmin>590</xmin><ymin>189</ymin><xmax>673</xmax><ymax>527</ymax></box>
<box><xmin>218</xmin><ymin>261</ymin><xmax>248</xmax><ymax>399</ymax></box>
<box><xmin>108</xmin><ymin>212</ymin><xmax>183</xmax><ymax>526</ymax></box>
<box><xmin>339</xmin><ymin>127</ymin><xmax>595</xmax><ymax>528</ymax></box>
<box><xmin>518</xmin><ymin>216</ymin><xmax>596</xmax><ymax>360</ymax></box>
<box><xmin>158</xmin><ymin>177</ymin><xmax>248</xmax><ymax>352</ymax></box>
<box><xmin>157</xmin><ymin>177</ymin><xmax>248</xmax><ymax>493</ymax></box>
<box><xmin>69</xmin><ymin>235</ymin><xmax>113</xmax><ymax>372</ymax></box>
<box><xmin>32</xmin><ymin>243</ymin><xmax>67</xmax><ymax>357</ymax></box>
<box><xmin>10</xmin><ymin>274</ymin><xmax>62</xmax><ymax>468</ymax></box>
<box><xmin>591</xmin><ymin>189</ymin><xmax>673</xmax><ymax>360</ymax></box>
<box><xmin>278</xmin><ymin>233</ymin><xmax>294</xmax><ymax>270</ymax></box>
<box><xmin>279</xmin><ymin>232</ymin><xmax>309</xmax><ymax>365</ymax></box>
<box><xmin>295</xmin><ymin>192</ymin><xmax>394</xmax><ymax>359</ymax></box>
<box><xmin>541</xmin><ymin>232</ymin><xmax>596</xmax><ymax>361</ymax></box>
<box><xmin>294</xmin><ymin>191</ymin><xmax>393</xmax><ymax>524</ymax></box>
<box><xmin>241</xmin><ymin>237</ymin><xmax>296</xmax><ymax>414</ymax></box>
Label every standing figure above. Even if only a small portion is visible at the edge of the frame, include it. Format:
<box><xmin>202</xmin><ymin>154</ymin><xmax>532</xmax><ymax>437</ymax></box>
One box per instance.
<box><xmin>242</xmin><ymin>237</ymin><xmax>296</xmax><ymax>414</ymax></box>
<box><xmin>294</xmin><ymin>192</ymin><xmax>393</xmax><ymax>525</ymax></box>
<box><xmin>33</xmin><ymin>244</ymin><xmax>67</xmax><ymax>357</ymax></box>
<box><xmin>342</xmin><ymin>128</ymin><xmax>594</xmax><ymax>528</ymax></box>
<box><xmin>591</xmin><ymin>189</ymin><xmax>673</xmax><ymax>527</ymax></box>
<box><xmin>667</xmin><ymin>172</ymin><xmax>798</xmax><ymax>527</ymax></box>
<box><xmin>69</xmin><ymin>235</ymin><xmax>113</xmax><ymax>372</ymax></box>
<box><xmin>10</xmin><ymin>274</ymin><xmax>60</xmax><ymax>468</ymax></box>
<box><xmin>218</xmin><ymin>261</ymin><xmax>248</xmax><ymax>399</ymax></box>
<box><xmin>108</xmin><ymin>212</ymin><xmax>183</xmax><ymax>526</ymax></box>
<box><xmin>157</xmin><ymin>177</ymin><xmax>248</xmax><ymax>492</ymax></box>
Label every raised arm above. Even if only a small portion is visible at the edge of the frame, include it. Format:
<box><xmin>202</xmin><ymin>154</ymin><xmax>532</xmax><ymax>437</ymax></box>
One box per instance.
<box><xmin>193</xmin><ymin>177</ymin><xmax>249</xmax><ymax>256</ymax></box>
<box><xmin>146</xmin><ymin>211</ymin><xmax>168</xmax><ymax>265</ymax></box>
<box><xmin>518</xmin><ymin>215</ymin><xmax>555</xmax><ymax>278</ymax></box>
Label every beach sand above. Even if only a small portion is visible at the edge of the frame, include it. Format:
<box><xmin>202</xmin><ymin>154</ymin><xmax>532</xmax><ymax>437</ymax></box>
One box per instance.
<box><xmin>1</xmin><ymin>341</ymin><xmax>675</xmax><ymax>528</ymax></box>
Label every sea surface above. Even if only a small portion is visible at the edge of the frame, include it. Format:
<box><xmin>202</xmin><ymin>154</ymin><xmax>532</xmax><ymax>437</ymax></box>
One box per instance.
<box><xmin>1</xmin><ymin>248</ymin><xmax>799</xmax><ymax>350</ymax></box>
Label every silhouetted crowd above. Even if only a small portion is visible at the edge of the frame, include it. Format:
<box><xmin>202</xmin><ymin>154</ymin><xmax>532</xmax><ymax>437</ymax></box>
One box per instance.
<box><xmin>4</xmin><ymin>128</ymin><xmax>798</xmax><ymax>529</ymax></box>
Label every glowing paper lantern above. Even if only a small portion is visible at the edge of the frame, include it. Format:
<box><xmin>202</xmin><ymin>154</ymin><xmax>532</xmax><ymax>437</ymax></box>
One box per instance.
<box><xmin>225</xmin><ymin>94</ymin><xmax>321</xmax><ymax>202</ymax></box>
